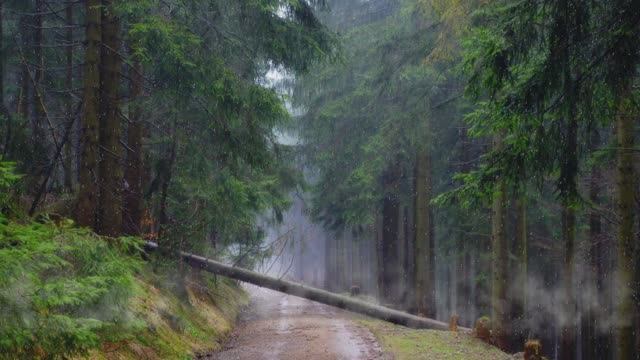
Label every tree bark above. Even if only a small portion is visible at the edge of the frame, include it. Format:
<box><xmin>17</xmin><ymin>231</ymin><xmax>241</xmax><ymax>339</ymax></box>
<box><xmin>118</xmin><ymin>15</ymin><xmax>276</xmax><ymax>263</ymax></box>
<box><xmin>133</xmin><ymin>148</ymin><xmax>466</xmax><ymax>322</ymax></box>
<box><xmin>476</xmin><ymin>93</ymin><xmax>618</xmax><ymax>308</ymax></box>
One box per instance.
<box><xmin>376</xmin><ymin>212</ymin><xmax>384</xmax><ymax>297</ymax></box>
<box><xmin>325</xmin><ymin>233</ymin><xmax>335</xmax><ymax>291</ymax></box>
<box><xmin>76</xmin><ymin>0</ymin><xmax>101</xmax><ymax>229</ymax></box>
<box><xmin>340</xmin><ymin>232</ymin><xmax>348</xmax><ymax>291</ymax></box>
<box><xmin>381</xmin><ymin>161</ymin><xmax>401</xmax><ymax>306</ymax></box>
<box><xmin>24</xmin><ymin>0</ymin><xmax>47</xmax><ymax>184</ymax></box>
<box><xmin>33</xmin><ymin>0</ymin><xmax>45</xmax><ymax>150</ymax></box>
<box><xmin>582</xmin><ymin>129</ymin><xmax>603</xmax><ymax>360</ymax></box>
<box><xmin>157</xmin><ymin>135</ymin><xmax>177</xmax><ymax>241</ymax></box>
<box><xmin>97</xmin><ymin>0</ymin><xmax>123</xmax><ymax>236</ymax></box>
<box><xmin>559</xmin><ymin>74</ymin><xmax>578</xmax><ymax>359</ymax></box>
<box><xmin>615</xmin><ymin>88</ymin><xmax>636</xmax><ymax>360</ymax></box>
<box><xmin>512</xmin><ymin>192</ymin><xmax>527</xmax><ymax>342</ymax></box>
<box><xmin>397</xmin><ymin>204</ymin><xmax>407</xmax><ymax>307</ymax></box>
<box><xmin>414</xmin><ymin>145</ymin><xmax>435</xmax><ymax>317</ymax></box>
<box><xmin>558</xmin><ymin>5</ymin><xmax>578</xmax><ymax>356</ymax></box>
<box><xmin>560</xmin><ymin>203</ymin><xmax>576</xmax><ymax>360</ymax></box>
<box><xmin>63</xmin><ymin>3</ymin><xmax>74</xmax><ymax>191</ymax></box>
<box><xmin>491</xmin><ymin>136</ymin><xmax>509</xmax><ymax>351</ymax></box>
<box><xmin>0</xmin><ymin>0</ymin><xmax>6</xmax><ymax>157</ymax></box>
<box><xmin>144</xmin><ymin>241</ymin><xmax>462</xmax><ymax>331</ymax></box>
<box><xmin>17</xmin><ymin>13</ymin><xmax>30</xmax><ymax>123</ymax></box>
<box><xmin>0</xmin><ymin>0</ymin><xmax>3</xmax><ymax>112</ymax></box>
<box><xmin>17</xmin><ymin>18</ymin><xmax>30</xmax><ymax>121</ymax></box>
<box><xmin>123</xmin><ymin>58</ymin><xmax>144</xmax><ymax>235</ymax></box>
<box><xmin>403</xmin><ymin>204</ymin><xmax>415</xmax><ymax>312</ymax></box>
<box><xmin>456</xmin><ymin>126</ymin><xmax>471</xmax><ymax>325</ymax></box>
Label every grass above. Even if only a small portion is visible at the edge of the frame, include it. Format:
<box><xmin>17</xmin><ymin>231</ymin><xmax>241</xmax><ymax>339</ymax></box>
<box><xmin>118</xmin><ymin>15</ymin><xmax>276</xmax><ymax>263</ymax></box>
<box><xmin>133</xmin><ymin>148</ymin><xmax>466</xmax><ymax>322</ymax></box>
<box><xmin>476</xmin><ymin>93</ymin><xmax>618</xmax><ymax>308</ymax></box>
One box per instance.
<box><xmin>359</xmin><ymin>319</ymin><xmax>512</xmax><ymax>360</ymax></box>
<box><xmin>77</xmin><ymin>266</ymin><xmax>248</xmax><ymax>360</ymax></box>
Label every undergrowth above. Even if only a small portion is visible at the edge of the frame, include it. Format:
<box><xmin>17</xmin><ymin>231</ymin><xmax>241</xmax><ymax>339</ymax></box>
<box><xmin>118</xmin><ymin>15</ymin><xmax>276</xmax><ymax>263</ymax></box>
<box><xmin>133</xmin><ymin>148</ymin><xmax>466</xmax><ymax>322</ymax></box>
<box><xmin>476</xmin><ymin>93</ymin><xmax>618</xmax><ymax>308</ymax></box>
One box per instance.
<box><xmin>0</xmin><ymin>162</ymin><xmax>144</xmax><ymax>359</ymax></box>
<box><xmin>0</xmin><ymin>219</ymin><xmax>144</xmax><ymax>359</ymax></box>
<box><xmin>0</xmin><ymin>162</ymin><xmax>247</xmax><ymax>359</ymax></box>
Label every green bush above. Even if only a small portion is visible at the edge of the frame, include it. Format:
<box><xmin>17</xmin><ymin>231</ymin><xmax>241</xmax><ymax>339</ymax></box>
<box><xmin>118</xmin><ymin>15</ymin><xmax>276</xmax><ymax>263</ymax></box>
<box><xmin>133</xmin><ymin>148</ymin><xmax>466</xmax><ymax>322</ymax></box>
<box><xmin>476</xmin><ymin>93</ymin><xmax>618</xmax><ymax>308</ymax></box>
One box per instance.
<box><xmin>0</xmin><ymin>162</ymin><xmax>20</xmax><ymax>217</ymax></box>
<box><xmin>0</xmin><ymin>220</ymin><xmax>144</xmax><ymax>359</ymax></box>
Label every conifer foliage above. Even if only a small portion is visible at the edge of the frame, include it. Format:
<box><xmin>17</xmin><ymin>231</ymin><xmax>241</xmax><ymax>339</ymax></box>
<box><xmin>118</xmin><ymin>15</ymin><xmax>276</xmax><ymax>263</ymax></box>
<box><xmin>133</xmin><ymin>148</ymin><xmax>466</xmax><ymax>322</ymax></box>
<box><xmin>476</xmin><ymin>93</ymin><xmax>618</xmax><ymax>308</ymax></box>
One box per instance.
<box><xmin>293</xmin><ymin>1</ymin><xmax>639</xmax><ymax>358</ymax></box>
<box><xmin>0</xmin><ymin>1</ymin><xmax>333</xmax><ymax>357</ymax></box>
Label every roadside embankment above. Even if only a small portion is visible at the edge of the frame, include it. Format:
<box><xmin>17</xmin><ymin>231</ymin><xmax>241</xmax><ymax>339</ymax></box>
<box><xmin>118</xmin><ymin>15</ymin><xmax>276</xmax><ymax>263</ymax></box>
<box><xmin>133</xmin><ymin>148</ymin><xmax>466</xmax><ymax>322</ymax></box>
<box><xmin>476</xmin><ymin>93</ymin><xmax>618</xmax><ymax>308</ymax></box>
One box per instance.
<box><xmin>79</xmin><ymin>266</ymin><xmax>249</xmax><ymax>360</ymax></box>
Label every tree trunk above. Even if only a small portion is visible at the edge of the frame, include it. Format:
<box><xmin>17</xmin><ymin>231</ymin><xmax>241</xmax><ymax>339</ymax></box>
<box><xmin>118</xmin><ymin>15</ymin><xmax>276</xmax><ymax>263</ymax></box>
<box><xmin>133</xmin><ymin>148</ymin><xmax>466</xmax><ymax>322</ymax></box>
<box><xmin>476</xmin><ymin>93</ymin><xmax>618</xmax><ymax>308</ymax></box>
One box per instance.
<box><xmin>63</xmin><ymin>3</ymin><xmax>74</xmax><ymax>191</ymax></box>
<box><xmin>456</xmin><ymin>126</ymin><xmax>471</xmax><ymax>326</ymax></box>
<box><xmin>144</xmin><ymin>241</ymin><xmax>461</xmax><ymax>331</ymax></box>
<box><xmin>404</xmin><ymin>204</ymin><xmax>415</xmax><ymax>312</ymax></box>
<box><xmin>157</xmin><ymin>136</ymin><xmax>177</xmax><ymax>241</ymax></box>
<box><xmin>17</xmin><ymin>13</ymin><xmax>30</xmax><ymax>121</ymax></box>
<box><xmin>615</xmin><ymin>88</ymin><xmax>636</xmax><ymax>360</ymax></box>
<box><xmin>76</xmin><ymin>0</ymin><xmax>102</xmax><ymax>229</ymax></box>
<box><xmin>583</xmin><ymin>129</ymin><xmax>603</xmax><ymax>360</ymax></box>
<box><xmin>339</xmin><ymin>233</ymin><xmax>344</xmax><ymax>290</ymax></box>
<box><xmin>376</xmin><ymin>212</ymin><xmax>384</xmax><ymax>297</ymax></box>
<box><xmin>17</xmin><ymin>13</ymin><xmax>30</xmax><ymax>124</ymax></box>
<box><xmin>414</xmin><ymin>146</ymin><xmax>435</xmax><ymax>317</ymax></box>
<box><xmin>26</xmin><ymin>0</ymin><xmax>47</xmax><ymax>183</ymax></box>
<box><xmin>635</xmin><ymin>201</ymin><xmax>640</xmax><ymax>360</ymax></box>
<box><xmin>512</xmin><ymin>192</ymin><xmax>527</xmax><ymax>343</ymax></box>
<box><xmin>123</xmin><ymin>59</ymin><xmax>144</xmax><ymax>235</ymax></box>
<box><xmin>381</xmin><ymin>161</ymin><xmax>401</xmax><ymax>306</ymax></box>
<box><xmin>397</xmin><ymin>204</ymin><xmax>407</xmax><ymax>307</ymax></box>
<box><xmin>0</xmin><ymin>0</ymin><xmax>3</xmax><ymax>111</ymax></box>
<box><xmin>559</xmin><ymin>71</ymin><xmax>579</xmax><ymax>358</ymax></box>
<box><xmin>491</xmin><ymin>137</ymin><xmax>509</xmax><ymax>351</ymax></box>
<box><xmin>335</xmin><ymin>233</ymin><xmax>343</xmax><ymax>291</ymax></box>
<box><xmin>560</xmin><ymin>203</ymin><xmax>576</xmax><ymax>360</ymax></box>
<box><xmin>97</xmin><ymin>0</ymin><xmax>123</xmax><ymax>236</ymax></box>
<box><xmin>33</xmin><ymin>0</ymin><xmax>45</xmax><ymax>148</ymax></box>
<box><xmin>0</xmin><ymin>0</ymin><xmax>6</xmax><ymax>157</ymax></box>
<box><xmin>325</xmin><ymin>233</ymin><xmax>334</xmax><ymax>291</ymax></box>
<box><xmin>559</xmin><ymin>6</ymin><xmax>579</xmax><ymax>355</ymax></box>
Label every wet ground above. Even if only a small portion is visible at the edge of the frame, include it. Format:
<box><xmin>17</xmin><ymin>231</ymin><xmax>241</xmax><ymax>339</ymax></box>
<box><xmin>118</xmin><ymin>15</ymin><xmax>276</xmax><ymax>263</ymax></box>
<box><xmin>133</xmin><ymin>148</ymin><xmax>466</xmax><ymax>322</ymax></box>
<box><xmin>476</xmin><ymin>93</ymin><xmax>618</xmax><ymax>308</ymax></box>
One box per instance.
<box><xmin>204</xmin><ymin>285</ymin><xmax>386</xmax><ymax>360</ymax></box>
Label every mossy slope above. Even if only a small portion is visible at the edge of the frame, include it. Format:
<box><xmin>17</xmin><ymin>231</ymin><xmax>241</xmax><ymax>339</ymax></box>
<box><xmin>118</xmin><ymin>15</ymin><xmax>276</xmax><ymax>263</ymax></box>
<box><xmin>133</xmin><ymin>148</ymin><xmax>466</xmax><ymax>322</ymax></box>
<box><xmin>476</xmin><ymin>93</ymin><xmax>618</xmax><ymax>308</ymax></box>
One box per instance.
<box><xmin>79</xmin><ymin>269</ymin><xmax>248</xmax><ymax>360</ymax></box>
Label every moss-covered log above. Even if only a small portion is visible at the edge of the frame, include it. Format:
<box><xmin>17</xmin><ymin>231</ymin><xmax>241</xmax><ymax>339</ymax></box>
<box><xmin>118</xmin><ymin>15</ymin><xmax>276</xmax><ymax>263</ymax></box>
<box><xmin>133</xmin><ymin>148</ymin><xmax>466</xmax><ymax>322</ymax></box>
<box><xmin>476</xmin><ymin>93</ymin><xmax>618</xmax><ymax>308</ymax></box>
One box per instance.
<box><xmin>144</xmin><ymin>241</ymin><xmax>466</xmax><ymax>331</ymax></box>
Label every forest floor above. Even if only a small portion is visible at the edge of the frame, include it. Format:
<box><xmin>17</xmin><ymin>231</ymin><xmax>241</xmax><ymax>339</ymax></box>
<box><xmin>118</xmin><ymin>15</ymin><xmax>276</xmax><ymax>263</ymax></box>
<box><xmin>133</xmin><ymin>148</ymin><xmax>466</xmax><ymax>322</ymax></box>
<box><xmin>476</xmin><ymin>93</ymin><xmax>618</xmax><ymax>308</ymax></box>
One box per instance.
<box><xmin>359</xmin><ymin>320</ymin><xmax>513</xmax><ymax>360</ymax></box>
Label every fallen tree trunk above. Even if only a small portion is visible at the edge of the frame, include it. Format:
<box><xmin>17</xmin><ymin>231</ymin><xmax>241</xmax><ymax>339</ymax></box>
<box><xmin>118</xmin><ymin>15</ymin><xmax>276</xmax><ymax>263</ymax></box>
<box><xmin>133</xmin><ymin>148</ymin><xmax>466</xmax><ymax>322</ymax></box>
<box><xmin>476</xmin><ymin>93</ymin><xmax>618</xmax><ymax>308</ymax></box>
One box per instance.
<box><xmin>144</xmin><ymin>241</ymin><xmax>468</xmax><ymax>331</ymax></box>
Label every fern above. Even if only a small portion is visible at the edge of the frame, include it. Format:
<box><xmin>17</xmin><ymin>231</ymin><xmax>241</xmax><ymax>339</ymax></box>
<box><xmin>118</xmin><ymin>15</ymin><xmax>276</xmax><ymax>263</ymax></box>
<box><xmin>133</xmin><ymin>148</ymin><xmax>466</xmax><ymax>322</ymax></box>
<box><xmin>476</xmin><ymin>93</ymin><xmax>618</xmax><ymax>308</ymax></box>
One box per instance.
<box><xmin>0</xmin><ymin>160</ymin><xmax>144</xmax><ymax>360</ymax></box>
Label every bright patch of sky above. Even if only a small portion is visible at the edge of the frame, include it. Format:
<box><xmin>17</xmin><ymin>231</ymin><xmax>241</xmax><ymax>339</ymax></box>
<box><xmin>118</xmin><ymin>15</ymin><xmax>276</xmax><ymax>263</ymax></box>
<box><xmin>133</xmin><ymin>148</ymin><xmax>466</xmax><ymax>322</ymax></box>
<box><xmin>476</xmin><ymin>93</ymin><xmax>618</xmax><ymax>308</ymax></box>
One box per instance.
<box><xmin>258</xmin><ymin>61</ymin><xmax>303</xmax><ymax>146</ymax></box>
<box><xmin>276</xmin><ymin>4</ymin><xmax>288</xmax><ymax>18</ymax></box>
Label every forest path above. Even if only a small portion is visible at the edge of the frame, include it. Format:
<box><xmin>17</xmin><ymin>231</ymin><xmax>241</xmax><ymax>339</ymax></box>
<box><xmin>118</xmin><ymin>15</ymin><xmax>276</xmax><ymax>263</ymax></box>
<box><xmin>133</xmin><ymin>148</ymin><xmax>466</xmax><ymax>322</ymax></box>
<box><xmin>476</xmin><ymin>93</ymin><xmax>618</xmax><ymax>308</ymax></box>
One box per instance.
<box><xmin>204</xmin><ymin>285</ymin><xmax>387</xmax><ymax>360</ymax></box>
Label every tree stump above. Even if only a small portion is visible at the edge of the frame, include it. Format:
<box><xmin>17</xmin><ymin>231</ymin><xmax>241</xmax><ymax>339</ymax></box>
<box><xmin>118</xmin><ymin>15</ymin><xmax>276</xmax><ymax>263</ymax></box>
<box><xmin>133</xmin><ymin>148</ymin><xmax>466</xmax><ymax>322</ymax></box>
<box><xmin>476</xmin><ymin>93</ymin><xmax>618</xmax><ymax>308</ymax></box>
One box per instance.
<box><xmin>449</xmin><ymin>314</ymin><xmax>459</xmax><ymax>332</ymax></box>
<box><xmin>524</xmin><ymin>339</ymin><xmax>547</xmax><ymax>360</ymax></box>
<box><xmin>473</xmin><ymin>316</ymin><xmax>491</xmax><ymax>343</ymax></box>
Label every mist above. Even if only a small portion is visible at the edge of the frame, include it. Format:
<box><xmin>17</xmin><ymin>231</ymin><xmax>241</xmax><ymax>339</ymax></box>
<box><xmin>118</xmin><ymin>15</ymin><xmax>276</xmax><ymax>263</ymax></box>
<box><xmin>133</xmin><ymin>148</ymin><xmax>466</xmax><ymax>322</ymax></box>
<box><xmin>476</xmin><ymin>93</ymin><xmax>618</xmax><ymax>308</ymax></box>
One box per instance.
<box><xmin>1</xmin><ymin>0</ymin><xmax>638</xmax><ymax>359</ymax></box>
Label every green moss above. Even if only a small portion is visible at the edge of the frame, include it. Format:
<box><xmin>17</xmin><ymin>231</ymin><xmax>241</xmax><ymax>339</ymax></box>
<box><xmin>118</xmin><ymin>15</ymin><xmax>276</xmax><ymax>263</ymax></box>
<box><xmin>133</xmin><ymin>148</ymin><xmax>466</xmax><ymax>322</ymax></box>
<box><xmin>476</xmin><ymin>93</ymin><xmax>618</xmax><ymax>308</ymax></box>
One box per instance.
<box><xmin>78</xmin><ymin>268</ymin><xmax>248</xmax><ymax>360</ymax></box>
<box><xmin>359</xmin><ymin>319</ymin><xmax>512</xmax><ymax>360</ymax></box>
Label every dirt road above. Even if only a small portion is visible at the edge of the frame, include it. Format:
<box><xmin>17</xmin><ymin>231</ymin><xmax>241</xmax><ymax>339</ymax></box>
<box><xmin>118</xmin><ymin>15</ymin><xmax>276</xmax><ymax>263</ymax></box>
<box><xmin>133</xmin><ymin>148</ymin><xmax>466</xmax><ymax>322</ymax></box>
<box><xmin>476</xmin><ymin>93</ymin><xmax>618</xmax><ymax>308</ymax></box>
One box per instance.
<box><xmin>205</xmin><ymin>285</ymin><xmax>386</xmax><ymax>360</ymax></box>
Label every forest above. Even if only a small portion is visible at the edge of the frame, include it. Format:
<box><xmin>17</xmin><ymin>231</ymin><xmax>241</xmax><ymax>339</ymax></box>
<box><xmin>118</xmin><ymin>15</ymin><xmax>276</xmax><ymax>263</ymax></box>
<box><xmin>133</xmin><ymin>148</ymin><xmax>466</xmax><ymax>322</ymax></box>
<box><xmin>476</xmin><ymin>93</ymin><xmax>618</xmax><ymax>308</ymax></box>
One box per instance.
<box><xmin>0</xmin><ymin>0</ymin><xmax>638</xmax><ymax>359</ymax></box>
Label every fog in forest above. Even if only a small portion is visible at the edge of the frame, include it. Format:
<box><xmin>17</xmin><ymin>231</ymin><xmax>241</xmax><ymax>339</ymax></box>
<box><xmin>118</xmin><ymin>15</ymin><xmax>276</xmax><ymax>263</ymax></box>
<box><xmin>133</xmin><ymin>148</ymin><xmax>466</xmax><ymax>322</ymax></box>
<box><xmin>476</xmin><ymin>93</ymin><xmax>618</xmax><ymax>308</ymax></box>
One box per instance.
<box><xmin>0</xmin><ymin>0</ymin><xmax>638</xmax><ymax>359</ymax></box>
<box><xmin>260</xmin><ymin>1</ymin><xmax>640</xmax><ymax>359</ymax></box>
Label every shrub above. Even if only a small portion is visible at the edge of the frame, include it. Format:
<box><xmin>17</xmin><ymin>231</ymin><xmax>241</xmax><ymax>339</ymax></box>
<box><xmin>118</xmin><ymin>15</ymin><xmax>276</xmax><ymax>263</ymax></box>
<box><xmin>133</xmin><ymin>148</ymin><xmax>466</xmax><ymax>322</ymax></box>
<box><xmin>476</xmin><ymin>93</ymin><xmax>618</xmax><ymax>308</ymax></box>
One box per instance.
<box><xmin>0</xmin><ymin>162</ymin><xmax>20</xmax><ymax>218</ymax></box>
<box><xmin>0</xmin><ymin>218</ymin><xmax>144</xmax><ymax>359</ymax></box>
